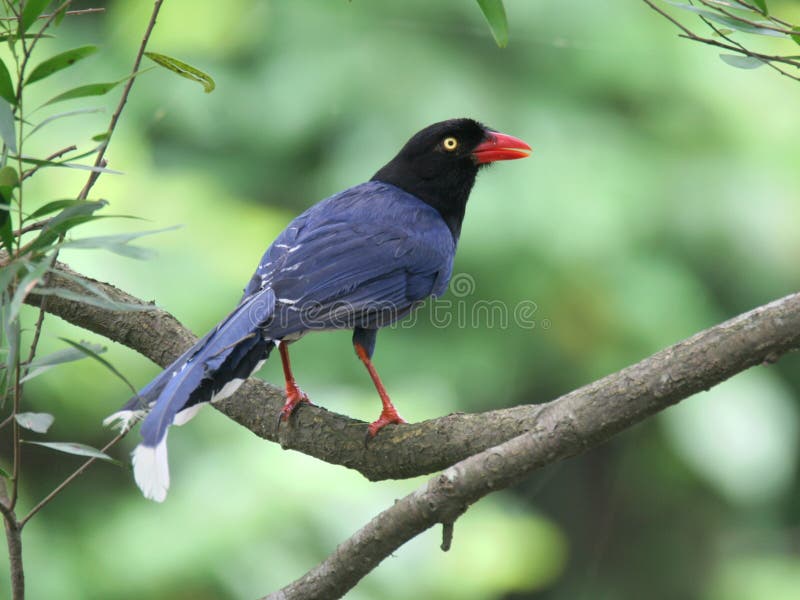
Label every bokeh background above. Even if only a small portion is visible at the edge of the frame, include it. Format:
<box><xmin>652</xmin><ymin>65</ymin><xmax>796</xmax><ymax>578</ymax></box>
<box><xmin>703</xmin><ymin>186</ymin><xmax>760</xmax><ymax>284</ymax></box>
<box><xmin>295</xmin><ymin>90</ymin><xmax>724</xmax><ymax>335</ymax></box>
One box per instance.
<box><xmin>3</xmin><ymin>0</ymin><xmax>800</xmax><ymax>598</ymax></box>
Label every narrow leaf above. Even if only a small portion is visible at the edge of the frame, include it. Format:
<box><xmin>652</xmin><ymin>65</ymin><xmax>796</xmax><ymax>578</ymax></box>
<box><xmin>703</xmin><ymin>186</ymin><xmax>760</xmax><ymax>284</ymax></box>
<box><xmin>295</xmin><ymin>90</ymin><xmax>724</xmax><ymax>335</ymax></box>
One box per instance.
<box><xmin>20</xmin><ymin>340</ymin><xmax>106</xmax><ymax>382</ymax></box>
<box><xmin>0</xmin><ymin>207</ymin><xmax>12</xmax><ymax>253</ymax></box>
<box><xmin>43</xmin><ymin>81</ymin><xmax>120</xmax><ymax>106</ymax></box>
<box><xmin>20</xmin><ymin>0</ymin><xmax>50</xmax><ymax>34</ymax></box>
<box><xmin>0</xmin><ymin>98</ymin><xmax>17</xmax><ymax>153</ymax></box>
<box><xmin>0</xmin><ymin>58</ymin><xmax>15</xmax><ymax>105</ymax></box>
<box><xmin>27</xmin><ymin>107</ymin><xmax>104</xmax><ymax>139</ymax></box>
<box><xmin>15</xmin><ymin>412</ymin><xmax>54</xmax><ymax>433</ymax></box>
<box><xmin>0</xmin><ymin>33</ymin><xmax>53</xmax><ymax>43</ymax></box>
<box><xmin>0</xmin><ymin>465</ymin><xmax>10</xmax><ymax>479</ymax></box>
<box><xmin>26</xmin><ymin>198</ymin><xmax>82</xmax><ymax>220</ymax></box>
<box><xmin>476</xmin><ymin>0</ymin><xmax>509</xmax><ymax>48</ymax></box>
<box><xmin>793</xmin><ymin>27</ymin><xmax>800</xmax><ymax>46</ymax></box>
<box><xmin>33</xmin><ymin>286</ymin><xmax>155</xmax><ymax>312</ymax></box>
<box><xmin>0</xmin><ymin>165</ymin><xmax>19</xmax><ymax>252</ymax></box>
<box><xmin>145</xmin><ymin>52</ymin><xmax>216</xmax><ymax>93</ymax></box>
<box><xmin>7</xmin><ymin>257</ymin><xmax>52</xmax><ymax>324</ymax></box>
<box><xmin>27</xmin><ymin>45</ymin><xmax>98</xmax><ymax>85</ymax></box>
<box><xmin>59</xmin><ymin>225</ymin><xmax>180</xmax><ymax>260</ymax></box>
<box><xmin>23</xmin><ymin>441</ymin><xmax>120</xmax><ymax>464</ymax></box>
<box><xmin>59</xmin><ymin>337</ymin><xmax>137</xmax><ymax>394</ymax></box>
<box><xmin>719</xmin><ymin>53</ymin><xmax>764</xmax><ymax>69</ymax></box>
<box><xmin>666</xmin><ymin>1</ymin><xmax>786</xmax><ymax>37</ymax></box>
<box><xmin>751</xmin><ymin>0</ymin><xmax>767</xmax><ymax>14</ymax></box>
<box><xmin>27</xmin><ymin>199</ymin><xmax>107</xmax><ymax>253</ymax></box>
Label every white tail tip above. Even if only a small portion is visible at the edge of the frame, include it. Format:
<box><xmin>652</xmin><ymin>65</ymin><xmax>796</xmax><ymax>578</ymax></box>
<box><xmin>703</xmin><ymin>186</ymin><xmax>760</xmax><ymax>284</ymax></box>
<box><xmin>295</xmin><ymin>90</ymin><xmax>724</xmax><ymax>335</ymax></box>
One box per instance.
<box><xmin>132</xmin><ymin>438</ymin><xmax>170</xmax><ymax>503</ymax></box>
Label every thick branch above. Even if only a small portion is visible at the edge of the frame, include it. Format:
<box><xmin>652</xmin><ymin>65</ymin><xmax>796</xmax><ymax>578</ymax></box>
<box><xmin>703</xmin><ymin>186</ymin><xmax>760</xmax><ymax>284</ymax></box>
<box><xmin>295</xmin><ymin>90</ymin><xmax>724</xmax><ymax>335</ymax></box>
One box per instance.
<box><xmin>17</xmin><ymin>261</ymin><xmax>800</xmax><ymax>485</ymax></box>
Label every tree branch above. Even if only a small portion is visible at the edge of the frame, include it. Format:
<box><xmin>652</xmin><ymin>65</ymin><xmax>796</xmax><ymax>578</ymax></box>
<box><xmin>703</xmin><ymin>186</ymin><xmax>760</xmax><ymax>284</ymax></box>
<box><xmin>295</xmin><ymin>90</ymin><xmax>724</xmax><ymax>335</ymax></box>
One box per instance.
<box><xmin>12</xmin><ymin>258</ymin><xmax>800</xmax><ymax>484</ymax></box>
<box><xmin>265</xmin><ymin>293</ymin><xmax>800</xmax><ymax>598</ymax></box>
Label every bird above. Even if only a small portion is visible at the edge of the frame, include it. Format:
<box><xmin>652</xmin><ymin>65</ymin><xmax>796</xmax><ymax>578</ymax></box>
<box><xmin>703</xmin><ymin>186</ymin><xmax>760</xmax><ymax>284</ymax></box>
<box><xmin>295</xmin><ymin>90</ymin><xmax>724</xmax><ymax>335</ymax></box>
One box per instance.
<box><xmin>104</xmin><ymin>118</ymin><xmax>531</xmax><ymax>502</ymax></box>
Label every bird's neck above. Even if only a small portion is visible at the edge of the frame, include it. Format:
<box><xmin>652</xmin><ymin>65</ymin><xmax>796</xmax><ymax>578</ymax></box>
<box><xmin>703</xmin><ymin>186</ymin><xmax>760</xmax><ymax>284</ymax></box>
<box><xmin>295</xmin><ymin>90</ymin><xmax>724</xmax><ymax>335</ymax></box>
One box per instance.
<box><xmin>371</xmin><ymin>168</ymin><xmax>476</xmax><ymax>239</ymax></box>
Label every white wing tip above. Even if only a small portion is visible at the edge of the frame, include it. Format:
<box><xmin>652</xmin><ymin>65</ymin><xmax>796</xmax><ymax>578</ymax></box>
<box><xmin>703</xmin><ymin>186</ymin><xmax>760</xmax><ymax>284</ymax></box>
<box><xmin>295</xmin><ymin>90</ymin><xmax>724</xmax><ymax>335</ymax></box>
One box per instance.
<box><xmin>132</xmin><ymin>439</ymin><xmax>170</xmax><ymax>503</ymax></box>
<box><xmin>103</xmin><ymin>409</ymin><xmax>144</xmax><ymax>433</ymax></box>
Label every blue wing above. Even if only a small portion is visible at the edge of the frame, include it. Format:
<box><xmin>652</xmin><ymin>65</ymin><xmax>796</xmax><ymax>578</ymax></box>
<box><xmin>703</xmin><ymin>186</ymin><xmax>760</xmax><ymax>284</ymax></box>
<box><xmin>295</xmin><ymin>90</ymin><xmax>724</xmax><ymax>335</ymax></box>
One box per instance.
<box><xmin>244</xmin><ymin>181</ymin><xmax>456</xmax><ymax>338</ymax></box>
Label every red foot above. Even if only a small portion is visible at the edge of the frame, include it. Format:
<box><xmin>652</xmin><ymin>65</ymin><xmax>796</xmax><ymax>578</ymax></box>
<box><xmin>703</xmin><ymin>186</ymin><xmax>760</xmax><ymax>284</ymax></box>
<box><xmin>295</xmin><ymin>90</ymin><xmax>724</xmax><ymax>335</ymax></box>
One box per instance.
<box><xmin>367</xmin><ymin>407</ymin><xmax>407</xmax><ymax>438</ymax></box>
<box><xmin>278</xmin><ymin>385</ymin><xmax>312</xmax><ymax>422</ymax></box>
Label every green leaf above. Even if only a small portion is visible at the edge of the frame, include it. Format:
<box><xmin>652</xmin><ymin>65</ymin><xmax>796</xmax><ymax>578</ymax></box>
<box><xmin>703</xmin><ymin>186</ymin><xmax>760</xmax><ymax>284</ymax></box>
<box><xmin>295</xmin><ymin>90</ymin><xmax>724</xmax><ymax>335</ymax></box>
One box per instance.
<box><xmin>0</xmin><ymin>98</ymin><xmax>17</xmax><ymax>153</ymax></box>
<box><xmin>26</xmin><ymin>107</ymin><xmax>105</xmax><ymax>139</ymax></box>
<box><xmin>145</xmin><ymin>52</ymin><xmax>216</xmax><ymax>93</ymax></box>
<box><xmin>20</xmin><ymin>340</ymin><xmax>106</xmax><ymax>383</ymax></box>
<box><xmin>23</xmin><ymin>441</ymin><xmax>120</xmax><ymax>465</ymax></box>
<box><xmin>20</xmin><ymin>0</ymin><xmax>51</xmax><ymax>34</ymax></box>
<box><xmin>0</xmin><ymin>33</ymin><xmax>53</xmax><ymax>43</ymax></box>
<box><xmin>33</xmin><ymin>286</ymin><xmax>155</xmax><ymax>312</ymax></box>
<box><xmin>476</xmin><ymin>0</ymin><xmax>509</xmax><ymax>48</ymax></box>
<box><xmin>7</xmin><ymin>256</ymin><xmax>52</xmax><ymax>324</ymax></box>
<box><xmin>0</xmin><ymin>166</ymin><xmax>19</xmax><ymax>252</ymax></box>
<box><xmin>59</xmin><ymin>337</ymin><xmax>137</xmax><ymax>394</ymax></box>
<box><xmin>0</xmin><ymin>465</ymin><xmax>10</xmax><ymax>479</ymax></box>
<box><xmin>719</xmin><ymin>53</ymin><xmax>764</xmax><ymax>69</ymax></box>
<box><xmin>58</xmin><ymin>225</ymin><xmax>180</xmax><ymax>260</ymax></box>
<box><xmin>43</xmin><ymin>81</ymin><xmax>121</xmax><ymax>106</ymax></box>
<box><xmin>0</xmin><ymin>258</ymin><xmax>23</xmax><ymax>295</ymax></box>
<box><xmin>27</xmin><ymin>199</ymin><xmax>107</xmax><ymax>253</ymax></box>
<box><xmin>793</xmin><ymin>27</ymin><xmax>800</xmax><ymax>46</ymax></box>
<box><xmin>751</xmin><ymin>0</ymin><xmax>767</xmax><ymax>14</ymax></box>
<box><xmin>0</xmin><ymin>207</ymin><xmax>12</xmax><ymax>253</ymax></box>
<box><xmin>91</xmin><ymin>132</ymin><xmax>109</xmax><ymax>142</ymax></box>
<box><xmin>15</xmin><ymin>412</ymin><xmax>54</xmax><ymax>433</ymax></box>
<box><xmin>26</xmin><ymin>198</ymin><xmax>82</xmax><ymax>220</ymax></box>
<box><xmin>0</xmin><ymin>58</ymin><xmax>15</xmax><ymax>105</ymax></box>
<box><xmin>26</xmin><ymin>45</ymin><xmax>99</xmax><ymax>85</ymax></box>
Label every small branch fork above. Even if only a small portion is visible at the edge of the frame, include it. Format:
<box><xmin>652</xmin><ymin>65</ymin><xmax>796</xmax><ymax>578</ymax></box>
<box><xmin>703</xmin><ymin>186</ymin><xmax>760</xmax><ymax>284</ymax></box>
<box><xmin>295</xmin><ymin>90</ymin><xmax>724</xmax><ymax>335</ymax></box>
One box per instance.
<box><xmin>640</xmin><ymin>0</ymin><xmax>800</xmax><ymax>82</ymax></box>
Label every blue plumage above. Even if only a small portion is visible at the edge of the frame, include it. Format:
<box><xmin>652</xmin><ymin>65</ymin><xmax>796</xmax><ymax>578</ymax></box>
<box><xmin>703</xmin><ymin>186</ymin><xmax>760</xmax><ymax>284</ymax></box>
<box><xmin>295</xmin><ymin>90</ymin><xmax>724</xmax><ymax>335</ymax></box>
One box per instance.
<box><xmin>106</xmin><ymin>118</ymin><xmax>531</xmax><ymax>501</ymax></box>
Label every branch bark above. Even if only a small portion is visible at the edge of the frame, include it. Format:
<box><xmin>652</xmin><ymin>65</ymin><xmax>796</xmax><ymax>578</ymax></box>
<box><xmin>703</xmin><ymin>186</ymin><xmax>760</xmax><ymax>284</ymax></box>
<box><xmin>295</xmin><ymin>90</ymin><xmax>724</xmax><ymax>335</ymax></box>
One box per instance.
<box><xmin>14</xmin><ymin>259</ymin><xmax>800</xmax><ymax>481</ymax></box>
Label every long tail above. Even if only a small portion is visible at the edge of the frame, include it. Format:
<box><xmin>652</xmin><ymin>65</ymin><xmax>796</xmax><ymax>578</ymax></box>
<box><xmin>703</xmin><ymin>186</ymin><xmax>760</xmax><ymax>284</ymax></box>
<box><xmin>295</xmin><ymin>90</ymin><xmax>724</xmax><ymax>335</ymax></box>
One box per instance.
<box><xmin>105</xmin><ymin>287</ymin><xmax>276</xmax><ymax>502</ymax></box>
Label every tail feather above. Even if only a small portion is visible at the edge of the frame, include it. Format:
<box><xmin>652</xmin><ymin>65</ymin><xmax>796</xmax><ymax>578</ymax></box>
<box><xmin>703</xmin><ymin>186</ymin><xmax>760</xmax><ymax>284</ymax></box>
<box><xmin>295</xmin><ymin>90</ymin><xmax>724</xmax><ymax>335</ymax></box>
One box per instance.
<box><xmin>108</xmin><ymin>287</ymin><xmax>276</xmax><ymax>501</ymax></box>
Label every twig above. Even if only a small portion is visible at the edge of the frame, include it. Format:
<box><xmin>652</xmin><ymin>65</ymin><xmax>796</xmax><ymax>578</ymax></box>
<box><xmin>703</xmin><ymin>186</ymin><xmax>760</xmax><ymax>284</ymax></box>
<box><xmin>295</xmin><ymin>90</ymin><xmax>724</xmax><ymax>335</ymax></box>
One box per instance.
<box><xmin>19</xmin><ymin>430</ymin><xmax>127</xmax><ymax>527</ymax></box>
<box><xmin>77</xmin><ymin>0</ymin><xmax>164</xmax><ymax>201</ymax></box>
<box><xmin>20</xmin><ymin>144</ymin><xmax>77</xmax><ymax>181</ymax></box>
<box><xmin>641</xmin><ymin>0</ymin><xmax>800</xmax><ymax>82</ymax></box>
<box><xmin>0</xmin><ymin>7</ymin><xmax>104</xmax><ymax>21</ymax></box>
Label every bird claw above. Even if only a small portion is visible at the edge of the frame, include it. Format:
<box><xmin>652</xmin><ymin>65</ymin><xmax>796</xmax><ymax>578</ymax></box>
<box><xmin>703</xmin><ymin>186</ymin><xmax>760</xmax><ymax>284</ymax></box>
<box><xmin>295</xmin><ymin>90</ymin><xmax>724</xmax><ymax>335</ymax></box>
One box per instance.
<box><xmin>274</xmin><ymin>388</ymin><xmax>312</xmax><ymax>433</ymax></box>
<box><xmin>363</xmin><ymin>410</ymin><xmax>406</xmax><ymax>447</ymax></box>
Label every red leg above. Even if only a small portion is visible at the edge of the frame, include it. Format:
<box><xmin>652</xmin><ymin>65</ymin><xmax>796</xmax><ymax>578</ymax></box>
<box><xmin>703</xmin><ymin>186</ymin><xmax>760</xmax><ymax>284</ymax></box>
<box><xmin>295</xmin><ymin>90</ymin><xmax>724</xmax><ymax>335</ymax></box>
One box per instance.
<box><xmin>278</xmin><ymin>342</ymin><xmax>311</xmax><ymax>422</ymax></box>
<box><xmin>354</xmin><ymin>343</ymin><xmax>406</xmax><ymax>437</ymax></box>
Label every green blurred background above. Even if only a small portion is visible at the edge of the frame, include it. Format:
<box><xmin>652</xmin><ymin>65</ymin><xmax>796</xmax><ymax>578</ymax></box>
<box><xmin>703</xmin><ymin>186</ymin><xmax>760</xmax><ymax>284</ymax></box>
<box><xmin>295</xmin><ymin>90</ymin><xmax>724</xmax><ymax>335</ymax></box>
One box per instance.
<box><xmin>3</xmin><ymin>0</ymin><xmax>800</xmax><ymax>598</ymax></box>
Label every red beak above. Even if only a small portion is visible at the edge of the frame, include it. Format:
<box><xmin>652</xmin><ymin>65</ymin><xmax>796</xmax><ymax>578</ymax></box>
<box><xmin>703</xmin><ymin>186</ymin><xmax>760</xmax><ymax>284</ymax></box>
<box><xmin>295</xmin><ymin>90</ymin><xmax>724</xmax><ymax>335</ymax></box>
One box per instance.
<box><xmin>472</xmin><ymin>131</ymin><xmax>532</xmax><ymax>164</ymax></box>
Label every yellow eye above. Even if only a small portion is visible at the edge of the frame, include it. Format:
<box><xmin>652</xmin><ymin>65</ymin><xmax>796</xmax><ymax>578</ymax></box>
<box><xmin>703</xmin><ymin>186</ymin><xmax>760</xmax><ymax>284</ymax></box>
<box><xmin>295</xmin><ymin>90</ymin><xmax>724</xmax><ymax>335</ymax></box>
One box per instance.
<box><xmin>442</xmin><ymin>137</ymin><xmax>458</xmax><ymax>151</ymax></box>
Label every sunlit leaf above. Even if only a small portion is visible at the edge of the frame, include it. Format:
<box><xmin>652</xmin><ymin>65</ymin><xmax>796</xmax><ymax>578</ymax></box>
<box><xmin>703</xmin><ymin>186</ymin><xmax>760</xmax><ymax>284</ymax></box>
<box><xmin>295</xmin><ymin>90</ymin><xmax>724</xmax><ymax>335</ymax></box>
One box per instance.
<box><xmin>26</xmin><ymin>45</ymin><xmax>98</xmax><ymax>85</ymax></box>
<box><xmin>59</xmin><ymin>338</ymin><xmax>137</xmax><ymax>394</ymax></box>
<box><xmin>20</xmin><ymin>0</ymin><xmax>50</xmax><ymax>34</ymax></box>
<box><xmin>0</xmin><ymin>58</ymin><xmax>15</xmax><ymax>105</ymax></box>
<box><xmin>0</xmin><ymin>98</ymin><xmax>17</xmax><ymax>153</ymax></box>
<box><xmin>15</xmin><ymin>412</ymin><xmax>54</xmax><ymax>433</ymax></box>
<box><xmin>145</xmin><ymin>51</ymin><xmax>216</xmax><ymax>93</ymax></box>
<box><xmin>476</xmin><ymin>0</ymin><xmax>509</xmax><ymax>48</ymax></box>
<box><xmin>23</xmin><ymin>441</ymin><xmax>120</xmax><ymax>464</ymax></box>
<box><xmin>719</xmin><ymin>53</ymin><xmax>764</xmax><ymax>69</ymax></box>
<box><xmin>20</xmin><ymin>340</ymin><xmax>106</xmax><ymax>383</ymax></box>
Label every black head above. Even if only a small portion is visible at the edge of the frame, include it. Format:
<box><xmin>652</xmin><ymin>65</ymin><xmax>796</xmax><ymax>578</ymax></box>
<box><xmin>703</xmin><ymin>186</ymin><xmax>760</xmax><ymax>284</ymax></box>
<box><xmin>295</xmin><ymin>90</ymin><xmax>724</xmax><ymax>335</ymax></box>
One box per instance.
<box><xmin>371</xmin><ymin>118</ymin><xmax>530</xmax><ymax>238</ymax></box>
